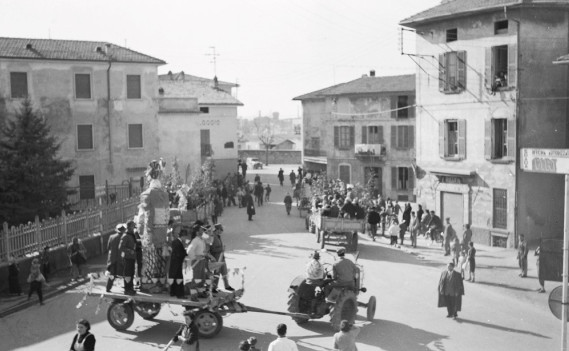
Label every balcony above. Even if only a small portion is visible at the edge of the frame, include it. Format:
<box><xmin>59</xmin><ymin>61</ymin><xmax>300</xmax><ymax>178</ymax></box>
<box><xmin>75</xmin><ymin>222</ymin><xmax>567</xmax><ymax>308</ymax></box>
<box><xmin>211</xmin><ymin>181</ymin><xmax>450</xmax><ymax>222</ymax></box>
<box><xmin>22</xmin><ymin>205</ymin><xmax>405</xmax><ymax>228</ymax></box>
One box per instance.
<box><xmin>355</xmin><ymin>144</ymin><xmax>386</xmax><ymax>159</ymax></box>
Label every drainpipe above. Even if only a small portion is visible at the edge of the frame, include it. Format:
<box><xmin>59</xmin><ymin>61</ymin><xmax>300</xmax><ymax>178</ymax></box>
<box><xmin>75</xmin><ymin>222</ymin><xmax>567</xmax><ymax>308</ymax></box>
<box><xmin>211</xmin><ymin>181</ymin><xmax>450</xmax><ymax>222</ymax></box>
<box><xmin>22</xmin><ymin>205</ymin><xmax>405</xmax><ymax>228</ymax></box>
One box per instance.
<box><xmin>107</xmin><ymin>59</ymin><xmax>112</xmax><ymax>165</ymax></box>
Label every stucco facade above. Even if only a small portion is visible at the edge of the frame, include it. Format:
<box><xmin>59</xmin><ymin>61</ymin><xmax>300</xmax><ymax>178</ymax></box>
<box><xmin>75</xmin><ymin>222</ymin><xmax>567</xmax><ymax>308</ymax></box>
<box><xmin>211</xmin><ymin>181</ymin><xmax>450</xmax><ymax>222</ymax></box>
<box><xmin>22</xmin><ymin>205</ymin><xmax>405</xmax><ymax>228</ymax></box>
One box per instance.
<box><xmin>401</xmin><ymin>2</ymin><xmax>569</xmax><ymax>247</ymax></box>
<box><xmin>0</xmin><ymin>41</ymin><xmax>164</xmax><ymax>195</ymax></box>
<box><xmin>295</xmin><ymin>74</ymin><xmax>416</xmax><ymax>200</ymax></box>
<box><xmin>158</xmin><ymin>73</ymin><xmax>242</xmax><ymax>179</ymax></box>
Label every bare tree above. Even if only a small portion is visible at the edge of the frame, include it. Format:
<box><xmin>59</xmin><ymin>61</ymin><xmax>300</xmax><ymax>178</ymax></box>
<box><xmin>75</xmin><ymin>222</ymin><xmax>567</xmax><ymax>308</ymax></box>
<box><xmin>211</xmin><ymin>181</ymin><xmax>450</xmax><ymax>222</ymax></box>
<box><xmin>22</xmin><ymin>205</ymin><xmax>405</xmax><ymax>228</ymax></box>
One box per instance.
<box><xmin>254</xmin><ymin>118</ymin><xmax>275</xmax><ymax>166</ymax></box>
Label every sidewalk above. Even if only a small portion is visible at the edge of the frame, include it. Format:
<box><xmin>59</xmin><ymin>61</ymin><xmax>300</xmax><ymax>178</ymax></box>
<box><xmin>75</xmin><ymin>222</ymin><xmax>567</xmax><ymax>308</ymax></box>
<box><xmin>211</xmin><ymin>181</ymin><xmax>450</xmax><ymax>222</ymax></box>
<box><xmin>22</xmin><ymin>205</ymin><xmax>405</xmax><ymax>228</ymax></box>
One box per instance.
<box><xmin>0</xmin><ymin>254</ymin><xmax>107</xmax><ymax>318</ymax></box>
<box><xmin>367</xmin><ymin>231</ymin><xmax>549</xmax><ymax>308</ymax></box>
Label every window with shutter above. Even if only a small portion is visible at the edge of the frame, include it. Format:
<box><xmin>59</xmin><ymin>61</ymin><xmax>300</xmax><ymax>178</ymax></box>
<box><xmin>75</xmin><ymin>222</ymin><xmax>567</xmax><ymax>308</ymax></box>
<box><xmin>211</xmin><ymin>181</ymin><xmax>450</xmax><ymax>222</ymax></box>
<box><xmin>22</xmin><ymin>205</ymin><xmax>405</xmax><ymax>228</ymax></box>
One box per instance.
<box><xmin>439</xmin><ymin>54</ymin><xmax>446</xmax><ymax>92</ymax></box>
<box><xmin>361</xmin><ymin>126</ymin><xmax>367</xmax><ymax>144</ymax></box>
<box><xmin>391</xmin><ymin>167</ymin><xmax>397</xmax><ymax>189</ymax></box>
<box><xmin>506</xmin><ymin>119</ymin><xmax>516</xmax><ymax>159</ymax></box>
<box><xmin>127</xmin><ymin>75</ymin><xmax>141</xmax><ymax>99</ymax></box>
<box><xmin>484</xmin><ymin>119</ymin><xmax>492</xmax><ymax>160</ymax></box>
<box><xmin>408</xmin><ymin>96</ymin><xmax>416</xmax><ymax>118</ymax></box>
<box><xmin>378</xmin><ymin>126</ymin><xmax>384</xmax><ymax>144</ymax></box>
<box><xmin>77</xmin><ymin>125</ymin><xmax>94</xmax><ymax>150</ymax></box>
<box><xmin>10</xmin><ymin>72</ymin><xmax>28</xmax><ymax>98</ymax></box>
<box><xmin>508</xmin><ymin>44</ymin><xmax>517</xmax><ymax>88</ymax></box>
<box><xmin>128</xmin><ymin>124</ymin><xmax>143</xmax><ymax>148</ymax></box>
<box><xmin>334</xmin><ymin>126</ymin><xmax>339</xmax><ymax>148</ymax></box>
<box><xmin>75</xmin><ymin>74</ymin><xmax>91</xmax><ymax>99</ymax></box>
<box><xmin>390</xmin><ymin>97</ymin><xmax>397</xmax><ymax>118</ymax></box>
<box><xmin>79</xmin><ymin>175</ymin><xmax>95</xmax><ymax>200</ymax></box>
<box><xmin>397</xmin><ymin>96</ymin><xmax>409</xmax><ymax>118</ymax></box>
<box><xmin>408</xmin><ymin>167</ymin><xmax>414</xmax><ymax>189</ymax></box>
<box><xmin>337</xmin><ymin>126</ymin><xmax>352</xmax><ymax>150</ymax></box>
<box><xmin>349</xmin><ymin>126</ymin><xmax>355</xmax><ymax>147</ymax></box>
<box><xmin>439</xmin><ymin>120</ymin><xmax>446</xmax><ymax>158</ymax></box>
<box><xmin>446</xmin><ymin>120</ymin><xmax>458</xmax><ymax>157</ymax></box>
<box><xmin>457</xmin><ymin>51</ymin><xmax>467</xmax><ymax>89</ymax></box>
<box><xmin>439</xmin><ymin>52</ymin><xmax>466</xmax><ymax>93</ymax></box>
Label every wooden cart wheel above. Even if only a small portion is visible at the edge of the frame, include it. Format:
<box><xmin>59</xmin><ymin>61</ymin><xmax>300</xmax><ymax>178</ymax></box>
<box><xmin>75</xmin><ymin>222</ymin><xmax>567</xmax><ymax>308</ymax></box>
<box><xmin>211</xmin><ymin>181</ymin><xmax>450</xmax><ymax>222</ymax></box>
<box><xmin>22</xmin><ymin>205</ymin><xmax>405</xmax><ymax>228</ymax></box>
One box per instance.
<box><xmin>107</xmin><ymin>301</ymin><xmax>135</xmax><ymax>331</ymax></box>
<box><xmin>366</xmin><ymin>296</ymin><xmax>377</xmax><ymax>321</ymax></box>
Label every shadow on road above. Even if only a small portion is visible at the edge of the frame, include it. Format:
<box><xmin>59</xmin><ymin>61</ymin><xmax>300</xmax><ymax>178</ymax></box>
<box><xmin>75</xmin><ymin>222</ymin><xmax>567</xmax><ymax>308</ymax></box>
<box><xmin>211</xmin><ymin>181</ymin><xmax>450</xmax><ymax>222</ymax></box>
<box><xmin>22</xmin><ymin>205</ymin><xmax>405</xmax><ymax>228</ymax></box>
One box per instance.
<box><xmin>455</xmin><ymin>317</ymin><xmax>551</xmax><ymax>338</ymax></box>
<box><xmin>470</xmin><ymin>280</ymin><xmax>537</xmax><ymax>292</ymax></box>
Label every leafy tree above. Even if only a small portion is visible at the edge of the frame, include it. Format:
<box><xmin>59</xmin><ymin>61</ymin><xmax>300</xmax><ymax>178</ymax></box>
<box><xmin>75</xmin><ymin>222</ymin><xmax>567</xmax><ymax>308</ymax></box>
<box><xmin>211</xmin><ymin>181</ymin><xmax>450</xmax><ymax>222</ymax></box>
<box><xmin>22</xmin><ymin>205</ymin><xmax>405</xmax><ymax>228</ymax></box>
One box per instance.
<box><xmin>0</xmin><ymin>98</ymin><xmax>74</xmax><ymax>225</ymax></box>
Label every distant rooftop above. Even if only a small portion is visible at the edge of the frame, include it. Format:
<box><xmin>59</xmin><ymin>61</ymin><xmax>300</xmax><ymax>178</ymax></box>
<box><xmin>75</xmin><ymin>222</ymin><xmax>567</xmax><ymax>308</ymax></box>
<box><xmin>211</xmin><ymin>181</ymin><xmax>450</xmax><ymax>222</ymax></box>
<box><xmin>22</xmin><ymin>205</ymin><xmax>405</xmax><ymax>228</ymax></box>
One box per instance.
<box><xmin>159</xmin><ymin>72</ymin><xmax>243</xmax><ymax>106</ymax></box>
<box><xmin>159</xmin><ymin>71</ymin><xmax>239</xmax><ymax>87</ymax></box>
<box><xmin>0</xmin><ymin>37</ymin><xmax>165</xmax><ymax>64</ymax></box>
<box><xmin>400</xmin><ymin>0</ymin><xmax>569</xmax><ymax>26</ymax></box>
<box><xmin>293</xmin><ymin>74</ymin><xmax>415</xmax><ymax>100</ymax></box>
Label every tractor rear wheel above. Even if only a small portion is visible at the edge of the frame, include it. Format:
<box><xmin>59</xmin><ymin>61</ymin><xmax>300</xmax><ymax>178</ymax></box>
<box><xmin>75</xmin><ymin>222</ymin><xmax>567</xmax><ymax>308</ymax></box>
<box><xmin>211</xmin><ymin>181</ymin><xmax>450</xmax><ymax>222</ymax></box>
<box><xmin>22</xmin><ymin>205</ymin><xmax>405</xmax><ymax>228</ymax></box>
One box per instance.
<box><xmin>329</xmin><ymin>290</ymin><xmax>357</xmax><ymax>331</ymax></box>
<box><xmin>287</xmin><ymin>292</ymin><xmax>309</xmax><ymax>325</ymax></box>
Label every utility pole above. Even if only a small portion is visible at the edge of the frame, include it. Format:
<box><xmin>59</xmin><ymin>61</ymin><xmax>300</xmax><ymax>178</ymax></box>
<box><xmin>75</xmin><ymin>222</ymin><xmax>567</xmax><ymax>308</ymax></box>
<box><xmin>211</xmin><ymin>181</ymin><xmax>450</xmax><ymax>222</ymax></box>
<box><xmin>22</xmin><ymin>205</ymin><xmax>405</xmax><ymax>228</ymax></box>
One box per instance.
<box><xmin>206</xmin><ymin>46</ymin><xmax>220</xmax><ymax>77</ymax></box>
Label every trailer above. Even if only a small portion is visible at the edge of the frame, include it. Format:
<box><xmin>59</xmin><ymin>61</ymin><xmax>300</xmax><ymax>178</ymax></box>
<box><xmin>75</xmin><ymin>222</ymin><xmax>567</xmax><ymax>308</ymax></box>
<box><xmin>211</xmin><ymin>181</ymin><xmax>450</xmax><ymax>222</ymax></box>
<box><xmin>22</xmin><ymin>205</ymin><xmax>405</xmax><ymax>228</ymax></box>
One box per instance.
<box><xmin>311</xmin><ymin>214</ymin><xmax>364</xmax><ymax>252</ymax></box>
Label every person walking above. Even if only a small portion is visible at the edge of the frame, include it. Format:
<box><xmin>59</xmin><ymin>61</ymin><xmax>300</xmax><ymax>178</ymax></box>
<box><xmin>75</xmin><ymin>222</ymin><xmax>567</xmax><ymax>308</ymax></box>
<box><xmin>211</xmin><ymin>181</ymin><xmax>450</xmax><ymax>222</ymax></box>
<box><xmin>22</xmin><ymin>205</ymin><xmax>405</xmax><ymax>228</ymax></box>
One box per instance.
<box><xmin>68</xmin><ymin>236</ymin><xmax>87</xmax><ymax>281</ymax></box>
<box><xmin>241</xmin><ymin>161</ymin><xmax>248</xmax><ymax>179</ymax></box>
<box><xmin>461</xmin><ymin>224</ymin><xmax>472</xmax><ymax>252</ymax></box>
<box><xmin>106</xmin><ymin>223</ymin><xmax>125</xmax><ymax>293</ymax></box>
<box><xmin>265</xmin><ymin>184</ymin><xmax>272</xmax><ymax>202</ymax></box>
<box><xmin>278</xmin><ymin>168</ymin><xmax>285</xmax><ymax>186</ymax></box>
<box><xmin>517</xmin><ymin>234</ymin><xmax>529</xmax><ymax>277</ymax></box>
<box><xmin>289</xmin><ymin>170</ymin><xmax>296</xmax><ymax>187</ymax></box>
<box><xmin>70</xmin><ymin>319</ymin><xmax>96</xmax><ymax>351</ymax></box>
<box><xmin>333</xmin><ymin>320</ymin><xmax>360</xmax><ymax>351</ymax></box>
<box><xmin>27</xmin><ymin>258</ymin><xmax>47</xmax><ymax>305</ymax></box>
<box><xmin>268</xmin><ymin>323</ymin><xmax>298</xmax><ymax>351</ymax></box>
<box><xmin>119</xmin><ymin>220</ymin><xmax>138</xmax><ymax>295</ymax></box>
<box><xmin>427</xmin><ymin>211</ymin><xmax>442</xmax><ymax>244</ymax></box>
<box><xmin>367</xmin><ymin>206</ymin><xmax>380</xmax><ymax>241</ymax></box>
<box><xmin>284</xmin><ymin>192</ymin><xmax>293</xmax><ymax>216</ymax></box>
<box><xmin>8</xmin><ymin>256</ymin><xmax>22</xmax><ymax>296</ymax></box>
<box><xmin>244</xmin><ymin>191</ymin><xmax>256</xmax><ymax>221</ymax></box>
<box><xmin>210</xmin><ymin>224</ymin><xmax>235</xmax><ymax>292</ymax></box>
<box><xmin>417</xmin><ymin>204</ymin><xmax>424</xmax><ymax>223</ymax></box>
<box><xmin>443</xmin><ymin>218</ymin><xmax>456</xmax><ymax>256</ymax></box>
<box><xmin>388</xmin><ymin>219</ymin><xmax>400</xmax><ymax>246</ymax></box>
<box><xmin>466</xmin><ymin>241</ymin><xmax>476</xmax><ymax>282</ymax></box>
<box><xmin>410</xmin><ymin>211</ymin><xmax>419</xmax><ymax>248</ymax></box>
<box><xmin>437</xmin><ymin>261</ymin><xmax>465</xmax><ymax>319</ymax></box>
<box><xmin>535</xmin><ymin>246</ymin><xmax>545</xmax><ymax>293</ymax></box>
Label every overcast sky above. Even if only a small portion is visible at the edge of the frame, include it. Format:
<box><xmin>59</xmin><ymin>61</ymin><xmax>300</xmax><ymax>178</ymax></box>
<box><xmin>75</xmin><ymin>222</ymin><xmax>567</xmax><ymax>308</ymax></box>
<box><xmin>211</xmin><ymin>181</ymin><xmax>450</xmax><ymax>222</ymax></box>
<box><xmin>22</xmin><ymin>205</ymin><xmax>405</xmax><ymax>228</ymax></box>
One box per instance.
<box><xmin>1</xmin><ymin>0</ymin><xmax>439</xmax><ymax>118</ymax></box>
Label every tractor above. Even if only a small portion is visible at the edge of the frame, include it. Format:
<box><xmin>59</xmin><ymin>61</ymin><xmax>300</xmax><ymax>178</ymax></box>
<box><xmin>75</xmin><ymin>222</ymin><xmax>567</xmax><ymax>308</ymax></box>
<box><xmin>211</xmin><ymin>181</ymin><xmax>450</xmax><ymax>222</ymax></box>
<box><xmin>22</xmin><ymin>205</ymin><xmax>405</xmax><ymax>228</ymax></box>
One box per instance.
<box><xmin>286</xmin><ymin>250</ymin><xmax>376</xmax><ymax>330</ymax></box>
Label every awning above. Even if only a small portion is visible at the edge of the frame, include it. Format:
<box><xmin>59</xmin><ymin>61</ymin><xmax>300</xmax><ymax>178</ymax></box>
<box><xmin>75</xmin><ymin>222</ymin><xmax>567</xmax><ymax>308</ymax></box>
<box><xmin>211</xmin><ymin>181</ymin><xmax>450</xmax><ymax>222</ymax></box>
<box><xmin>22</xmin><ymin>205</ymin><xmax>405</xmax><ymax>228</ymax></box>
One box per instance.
<box><xmin>426</xmin><ymin>167</ymin><xmax>475</xmax><ymax>177</ymax></box>
<box><xmin>303</xmin><ymin>156</ymin><xmax>327</xmax><ymax>165</ymax></box>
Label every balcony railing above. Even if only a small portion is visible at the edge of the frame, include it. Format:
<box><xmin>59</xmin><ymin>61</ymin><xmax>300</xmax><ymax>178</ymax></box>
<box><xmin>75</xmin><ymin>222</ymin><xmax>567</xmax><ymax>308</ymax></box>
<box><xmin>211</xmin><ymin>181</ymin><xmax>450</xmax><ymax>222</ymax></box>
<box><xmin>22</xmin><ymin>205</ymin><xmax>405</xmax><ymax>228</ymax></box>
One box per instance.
<box><xmin>304</xmin><ymin>148</ymin><xmax>327</xmax><ymax>157</ymax></box>
<box><xmin>355</xmin><ymin>144</ymin><xmax>386</xmax><ymax>158</ymax></box>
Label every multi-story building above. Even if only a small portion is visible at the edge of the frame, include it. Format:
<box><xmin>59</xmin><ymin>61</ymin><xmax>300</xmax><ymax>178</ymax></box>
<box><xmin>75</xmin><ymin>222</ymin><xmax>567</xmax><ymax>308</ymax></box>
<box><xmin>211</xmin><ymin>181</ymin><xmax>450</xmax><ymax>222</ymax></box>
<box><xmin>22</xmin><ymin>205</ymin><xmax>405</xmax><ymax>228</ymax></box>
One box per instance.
<box><xmin>0</xmin><ymin>38</ymin><xmax>165</xmax><ymax>200</ymax></box>
<box><xmin>157</xmin><ymin>72</ymin><xmax>242</xmax><ymax>178</ymax></box>
<box><xmin>294</xmin><ymin>72</ymin><xmax>416</xmax><ymax>201</ymax></box>
<box><xmin>400</xmin><ymin>0</ymin><xmax>569</xmax><ymax>247</ymax></box>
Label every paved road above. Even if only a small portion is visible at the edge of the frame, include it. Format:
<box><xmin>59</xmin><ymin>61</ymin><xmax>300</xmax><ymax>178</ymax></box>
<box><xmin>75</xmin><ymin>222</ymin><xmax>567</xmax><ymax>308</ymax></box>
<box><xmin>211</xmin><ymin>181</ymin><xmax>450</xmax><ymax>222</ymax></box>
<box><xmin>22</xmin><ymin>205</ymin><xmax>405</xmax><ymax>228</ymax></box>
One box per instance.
<box><xmin>0</xmin><ymin>172</ymin><xmax>562</xmax><ymax>350</ymax></box>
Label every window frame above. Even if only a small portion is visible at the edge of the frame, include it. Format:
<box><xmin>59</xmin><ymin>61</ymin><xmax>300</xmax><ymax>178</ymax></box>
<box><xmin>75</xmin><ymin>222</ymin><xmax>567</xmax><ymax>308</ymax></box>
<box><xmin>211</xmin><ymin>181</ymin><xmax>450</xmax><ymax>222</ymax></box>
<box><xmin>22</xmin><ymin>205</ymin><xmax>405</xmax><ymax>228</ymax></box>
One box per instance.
<box><xmin>486</xmin><ymin>44</ymin><xmax>517</xmax><ymax>91</ymax></box>
<box><xmin>492</xmin><ymin>188</ymin><xmax>508</xmax><ymax>229</ymax></box>
<box><xmin>200</xmin><ymin>106</ymin><xmax>210</xmax><ymax>113</ymax></box>
<box><xmin>446</xmin><ymin>28</ymin><xmax>458</xmax><ymax>42</ymax></box>
<box><xmin>10</xmin><ymin>72</ymin><xmax>28</xmax><ymax>99</ymax></box>
<box><xmin>494</xmin><ymin>20</ymin><xmax>509</xmax><ymax>35</ymax></box>
<box><xmin>334</xmin><ymin>126</ymin><xmax>354</xmax><ymax>151</ymax></box>
<box><xmin>74</xmin><ymin>73</ymin><xmax>92</xmax><ymax>99</ymax></box>
<box><xmin>390</xmin><ymin>125</ymin><xmax>415</xmax><ymax>150</ymax></box>
<box><xmin>391</xmin><ymin>166</ymin><xmax>414</xmax><ymax>191</ymax></box>
<box><xmin>439</xmin><ymin>119</ymin><xmax>466</xmax><ymax>160</ymax></box>
<box><xmin>439</xmin><ymin>51</ymin><xmax>467</xmax><ymax>94</ymax></box>
<box><xmin>126</xmin><ymin>74</ymin><xmax>142</xmax><ymax>99</ymax></box>
<box><xmin>76</xmin><ymin>124</ymin><xmax>94</xmax><ymax>151</ymax></box>
<box><xmin>79</xmin><ymin>175</ymin><xmax>96</xmax><ymax>200</ymax></box>
<box><xmin>127</xmin><ymin>123</ymin><xmax>144</xmax><ymax>149</ymax></box>
<box><xmin>485</xmin><ymin>118</ymin><xmax>515</xmax><ymax>162</ymax></box>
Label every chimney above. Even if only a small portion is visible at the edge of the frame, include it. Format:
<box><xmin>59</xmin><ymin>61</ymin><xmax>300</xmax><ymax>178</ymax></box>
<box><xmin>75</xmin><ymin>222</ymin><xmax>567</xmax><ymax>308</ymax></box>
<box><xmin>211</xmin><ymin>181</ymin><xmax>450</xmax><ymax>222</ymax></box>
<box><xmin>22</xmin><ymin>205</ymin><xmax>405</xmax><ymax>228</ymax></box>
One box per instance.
<box><xmin>95</xmin><ymin>46</ymin><xmax>103</xmax><ymax>53</ymax></box>
<box><xmin>181</xmin><ymin>71</ymin><xmax>185</xmax><ymax>80</ymax></box>
<box><xmin>214</xmin><ymin>76</ymin><xmax>219</xmax><ymax>89</ymax></box>
<box><xmin>25</xmin><ymin>43</ymin><xmax>33</xmax><ymax>50</ymax></box>
<box><xmin>370</xmin><ymin>70</ymin><xmax>376</xmax><ymax>77</ymax></box>
<box><xmin>104</xmin><ymin>43</ymin><xmax>111</xmax><ymax>56</ymax></box>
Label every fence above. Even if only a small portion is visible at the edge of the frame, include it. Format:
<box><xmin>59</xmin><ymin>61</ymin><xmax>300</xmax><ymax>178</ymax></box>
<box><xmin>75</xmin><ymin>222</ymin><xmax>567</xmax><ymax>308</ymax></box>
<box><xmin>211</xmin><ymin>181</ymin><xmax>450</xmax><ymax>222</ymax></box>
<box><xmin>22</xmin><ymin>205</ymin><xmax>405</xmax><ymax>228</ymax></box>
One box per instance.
<box><xmin>0</xmin><ymin>197</ymin><xmax>139</xmax><ymax>263</ymax></box>
<box><xmin>66</xmin><ymin>180</ymin><xmax>143</xmax><ymax>211</ymax></box>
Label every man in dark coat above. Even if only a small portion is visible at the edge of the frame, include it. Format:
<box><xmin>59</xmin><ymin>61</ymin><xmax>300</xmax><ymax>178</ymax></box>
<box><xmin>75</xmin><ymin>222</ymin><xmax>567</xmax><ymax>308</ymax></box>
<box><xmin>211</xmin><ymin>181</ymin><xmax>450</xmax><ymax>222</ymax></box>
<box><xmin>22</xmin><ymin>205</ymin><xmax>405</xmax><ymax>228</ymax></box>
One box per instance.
<box><xmin>284</xmin><ymin>192</ymin><xmax>293</xmax><ymax>215</ymax></box>
<box><xmin>106</xmin><ymin>223</ymin><xmax>125</xmax><ymax>292</ymax></box>
<box><xmin>438</xmin><ymin>261</ymin><xmax>464</xmax><ymax>319</ymax></box>
<box><xmin>340</xmin><ymin>199</ymin><xmax>356</xmax><ymax>219</ymax></box>
<box><xmin>278</xmin><ymin>168</ymin><xmax>285</xmax><ymax>186</ymax></box>
<box><xmin>241</xmin><ymin>162</ymin><xmax>248</xmax><ymax>179</ymax></box>
<box><xmin>169</xmin><ymin>227</ymin><xmax>188</xmax><ymax>298</ymax></box>
<box><xmin>119</xmin><ymin>220</ymin><xmax>138</xmax><ymax>295</ymax></box>
<box><xmin>367</xmin><ymin>207</ymin><xmax>381</xmax><ymax>241</ymax></box>
<box><xmin>289</xmin><ymin>170</ymin><xmax>296</xmax><ymax>186</ymax></box>
<box><xmin>244</xmin><ymin>191</ymin><xmax>255</xmax><ymax>221</ymax></box>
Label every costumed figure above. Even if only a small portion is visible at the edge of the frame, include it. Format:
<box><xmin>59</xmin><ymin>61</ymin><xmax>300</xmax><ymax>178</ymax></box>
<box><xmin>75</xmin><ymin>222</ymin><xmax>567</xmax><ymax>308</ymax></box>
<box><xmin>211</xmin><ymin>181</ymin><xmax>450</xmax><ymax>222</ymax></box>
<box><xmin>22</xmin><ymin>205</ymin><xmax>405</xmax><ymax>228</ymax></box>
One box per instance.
<box><xmin>137</xmin><ymin>159</ymin><xmax>171</xmax><ymax>293</ymax></box>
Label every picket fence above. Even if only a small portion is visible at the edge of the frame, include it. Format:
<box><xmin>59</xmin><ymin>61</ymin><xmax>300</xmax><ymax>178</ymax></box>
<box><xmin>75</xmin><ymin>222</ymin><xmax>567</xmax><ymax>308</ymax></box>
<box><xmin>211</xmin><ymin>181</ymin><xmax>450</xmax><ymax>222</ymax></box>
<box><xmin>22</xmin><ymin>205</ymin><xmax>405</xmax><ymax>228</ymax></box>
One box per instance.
<box><xmin>0</xmin><ymin>197</ymin><xmax>139</xmax><ymax>263</ymax></box>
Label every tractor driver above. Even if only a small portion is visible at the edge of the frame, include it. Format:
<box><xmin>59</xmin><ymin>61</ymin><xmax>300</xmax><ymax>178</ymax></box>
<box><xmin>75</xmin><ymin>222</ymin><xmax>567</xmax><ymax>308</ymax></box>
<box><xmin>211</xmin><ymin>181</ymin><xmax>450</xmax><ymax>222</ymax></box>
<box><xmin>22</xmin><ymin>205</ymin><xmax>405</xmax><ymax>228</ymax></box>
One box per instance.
<box><xmin>324</xmin><ymin>248</ymin><xmax>357</xmax><ymax>300</ymax></box>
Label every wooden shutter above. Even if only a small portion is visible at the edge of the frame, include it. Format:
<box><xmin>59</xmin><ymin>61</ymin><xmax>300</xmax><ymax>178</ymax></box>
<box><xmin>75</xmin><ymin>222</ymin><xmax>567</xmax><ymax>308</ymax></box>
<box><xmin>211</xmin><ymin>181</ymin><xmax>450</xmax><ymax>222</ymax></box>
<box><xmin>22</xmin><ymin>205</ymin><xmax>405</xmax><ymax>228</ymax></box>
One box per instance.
<box><xmin>391</xmin><ymin>96</ymin><xmax>397</xmax><ymax>118</ymax></box>
<box><xmin>10</xmin><ymin>72</ymin><xmax>28</xmax><ymax>98</ymax></box>
<box><xmin>391</xmin><ymin>167</ymin><xmax>397</xmax><ymax>190</ymax></box>
<box><xmin>485</xmin><ymin>47</ymin><xmax>493</xmax><ymax>90</ymax></box>
<box><xmin>391</xmin><ymin>126</ymin><xmax>397</xmax><ymax>149</ymax></box>
<box><xmin>409</xmin><ymin>126</ymin><xmax>415</xmax><ymax>149</ymax></box>
<box><xmin>484</xmin><ymin>119</ymin><xmax>492</xmax><ymax>160</ymax></box>
<box><xmin>408</xmin><ymin>167</ymin><xmax>414</xmax><ymax>189</ymax></box>
<box><xmin>439</xmin><ymin>53</ymin><xmax>446</xmax><ymax>92</ymax></box>
<box><xmin>349</xmin><ymin>126</ymin><xmax>355</xmax><ymax>147</ymax></box>
<box><xmin>507</xmin><ymin>119</ymin><xmax>516</xmax><ymax>160</ymax></box>
<box><xmin>408</xmin><ymin>95</ymin><xmax>416</xmax><ymax>118</ymax></box>
<box><xmin>457</xmin><ymin>119</ymin><xmax>466</xmax><ymax>160</ymax></box>
<box><xmin>378</xmin><ymin>126</ymin><xmax>384</xmax><ymax>144</ymax></box>
<box><xmin>457</xmin><ymin>51</ymin><xmax>467</xmax><ymax>90</ymax></box>
<box><xmin>334</xmin><ymin>126</ymin><xmax>339</xmax><ymax>148</ymax></box>
<box><xmin>439</xmin><ymin>120</ymin><xmax>446</xmax><ymax>158</ymax></box>
<box><xmin>361</xmin><ymin>126</ymin><xmax>367</xmax><ymax>144</ymax></box>
<box><xmin>127</xmin><ymin>75</ymin><xmax>141</xmax><ymax>99</ymax></box>
<box><xmin>508</xmin><ymin>44</ymin><xmax>517</xmax><ymax>88</ymax></box>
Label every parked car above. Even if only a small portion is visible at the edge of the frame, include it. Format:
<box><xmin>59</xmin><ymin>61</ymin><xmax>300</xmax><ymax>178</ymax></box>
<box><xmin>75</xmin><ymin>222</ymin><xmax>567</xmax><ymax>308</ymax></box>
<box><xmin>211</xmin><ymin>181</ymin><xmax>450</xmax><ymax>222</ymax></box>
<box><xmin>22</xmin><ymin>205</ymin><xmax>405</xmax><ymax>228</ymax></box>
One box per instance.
<box><xmin>247</xmin><ymin>157</ymin><xmax>263</xmax><ymax>169</ymax></box>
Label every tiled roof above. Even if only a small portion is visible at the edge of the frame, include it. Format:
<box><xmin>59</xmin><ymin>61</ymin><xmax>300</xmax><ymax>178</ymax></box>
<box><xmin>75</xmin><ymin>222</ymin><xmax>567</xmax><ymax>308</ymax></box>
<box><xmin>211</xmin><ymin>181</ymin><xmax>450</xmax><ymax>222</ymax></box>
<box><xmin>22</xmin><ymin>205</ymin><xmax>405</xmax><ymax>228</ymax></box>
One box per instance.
<box><xmin>158</xmin><ymin>75</ymin><xmax>243</xmax><ymax>106</ymax></box>
<box><xmin>158</xmin><ymin>72</ymin><xmax>238</xmax><ymax>87</ymax></box>
<box><xmin>0</xmin><ymin>37</ymin><xmax>165</xmax><ymax>64</ymax></box>
<box><xmin>293</xmin><ymin>74</ymin><xmax>415</xmax><ymax>100</ymax></box>
<box><xmin>400</xmin><ymin>0</ymin><xmax>569</xmax><ymax>26</ymax></box>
